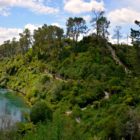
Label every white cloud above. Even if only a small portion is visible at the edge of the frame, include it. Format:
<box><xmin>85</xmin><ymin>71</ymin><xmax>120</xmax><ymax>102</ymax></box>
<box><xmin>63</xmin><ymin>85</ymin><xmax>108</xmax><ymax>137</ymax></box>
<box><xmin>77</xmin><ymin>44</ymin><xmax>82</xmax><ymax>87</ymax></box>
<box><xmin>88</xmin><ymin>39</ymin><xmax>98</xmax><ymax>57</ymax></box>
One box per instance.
<box><xmin>0</xmin><ymin>23</ymin><xmax>65</xmax><ymax>44</ymax></box>
<box><xmin>0</xmin><ymin>0</ymin><xmax>59</xmax><ymax>16</ymax></box>
<box><xmin>51</xmin><ymin>23</ymin><xmax>61</xmax><ymax>27</ymax></box>
<box><xmin>0</xmin><ymin>24</ymin><xmax>41</xmax><ymax>44</ymax></box>
<box><xmin>106</xmin><ymin>1</ymin><xmax>140</xmax><ymax>44</ymax></box>
<box><xmin>64</xmin><ymin>0</ymin><xmax>104</xmax><ymax>14</ymax></box>
<box><xmin>83</xmin><ymin>15</ymin><xmax>92</xmax><ymax>23</ymax></box>
<box><xmin>0</xmin><ymin>7</ymin><xmax>10</xmax><ymax>16</ymax></box>
<box><xmin>109</xmin><ymin>36</ymin><xmax>132</xmax><ymax>45</ymax></box>
<box><xmin>115</xmin><ymin>0</ymin><xmax>140</xmax><ymax>12</ymax></box>
<box><xmin>24</xmin><ymin>24</ymin><xmax>41</xmax><ymax>34</ymax></box>
<box><xmin>108</xmin><ymin>8</ymin><xmax>140</xmax><ymax>25</ymax></box>
<box><xmin>0</xmin><ymin>27</ymin><xmax>22</xmax><ymax>44</ymax></box>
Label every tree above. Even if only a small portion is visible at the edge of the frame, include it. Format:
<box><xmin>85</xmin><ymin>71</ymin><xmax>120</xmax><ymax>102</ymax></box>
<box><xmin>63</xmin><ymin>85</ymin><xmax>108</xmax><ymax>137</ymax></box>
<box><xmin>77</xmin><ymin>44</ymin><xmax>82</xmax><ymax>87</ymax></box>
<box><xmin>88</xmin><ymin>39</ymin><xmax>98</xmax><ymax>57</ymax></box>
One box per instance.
<box><xmin>91</xmin><ymin>11</ymin><xmax>110</xmax><ymax>39</ymax></box>
<box><xmin>131</xmin><ymin>20</ymin><xmax>140</xmax><ymax>55</ymax></box>
<box><xmin>131</xmin><ymin>20</ymin><xmax>140</xmax><ymax>45</ymax></box>
<box><xmin>30</xmin><ymin>101</ymin><xmax>52</xmax><ymax>124</ymax></box>
<box><xmin>98</xmin><ymin>16</ymin><xmax>110</xmax><ymax>39</ymax></box>
<box><xmin>33</xmin><ymin>24</ymin><xmax>47</xmax><ymax>55</ymax></box>
<box><xmin>0</xmin><ymin>39</ymin><xmax>17</xmax><ymax>58</ymax></box>
<box><xmin>131</xmin><ymin>20</ymin><xmax>140</xmax><ymax>74</ymax></box>
<box><xmin>113</xmin><ymin>26</ymin><xmax>122</xmax><ymax>45</ymax></box>
<box><xmin>2</xmin><ymin>40</ymin><xmax>11</xmax><ymax>57</ymax></box>
<box><xmin>66</xmin><ymin>17</ymin><xmax>87</xmax><ymax>42</ymax></box>
<box><xmin>123</xmin><ymin>109</ymin><xmax>140</xmax><ymax>140</ymax></box>
<box><xmin>33</xmin><ymin>24</ymin><xmax>64</xmax><ymax>58</ymax></box>
<box><xmin>47</xmin><ymin>25</ymin><xmax>64</xmax><ymax>58</ymax></box>
<box><xmin>11</xmin><ymin>37</ymin><xmax>20</xmax><ymax>56</ymax></box>
<box><xmin>19</xmin><ymin>28</ymin><xmax>31</xmax><ymax>54</ymax></box>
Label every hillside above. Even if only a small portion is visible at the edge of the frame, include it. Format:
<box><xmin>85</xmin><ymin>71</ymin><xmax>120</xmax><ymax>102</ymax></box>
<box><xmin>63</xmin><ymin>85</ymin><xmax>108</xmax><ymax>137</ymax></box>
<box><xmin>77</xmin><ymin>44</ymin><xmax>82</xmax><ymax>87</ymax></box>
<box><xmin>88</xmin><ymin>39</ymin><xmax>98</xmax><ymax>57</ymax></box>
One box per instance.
<box><xmin>0</xmin><ymin>33</ymin><xmax>140</xmax><ymax>140</ymax></box>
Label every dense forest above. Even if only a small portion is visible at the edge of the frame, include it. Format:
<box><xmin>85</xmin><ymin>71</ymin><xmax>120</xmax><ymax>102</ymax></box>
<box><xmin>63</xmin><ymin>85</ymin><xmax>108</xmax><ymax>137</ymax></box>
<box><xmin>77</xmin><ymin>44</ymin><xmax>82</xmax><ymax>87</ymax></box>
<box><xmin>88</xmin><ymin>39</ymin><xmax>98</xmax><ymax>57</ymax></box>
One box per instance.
<box><xmin>0</xmin><ymin>11</ymin><xmax>140</xmax><ymax>140</ymax></box>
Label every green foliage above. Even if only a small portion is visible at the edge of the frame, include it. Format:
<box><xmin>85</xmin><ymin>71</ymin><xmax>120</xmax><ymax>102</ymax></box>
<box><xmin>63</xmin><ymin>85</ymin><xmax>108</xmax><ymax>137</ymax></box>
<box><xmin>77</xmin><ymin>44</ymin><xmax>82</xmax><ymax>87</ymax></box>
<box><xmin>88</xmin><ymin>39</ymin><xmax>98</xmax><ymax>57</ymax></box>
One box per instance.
<box><xmin>23</xmin><ymin>111</ymin><xmax>88</xmax><ymax>140</ymax></box>
<box><xmin>1</xmin><ymin>21</ymin><xmax>140</xmax><ymax>140</ymax></box>
<box><xmin>66</xmin><ymin>17</ymin><xmax>87</xmax><ymax>42</ymax></box>
<box><xmin>30</xmin><ymin>101</ymin><xmax>52</xmax><ymax>124</ymax></box>
<box><xmin>17</xmin><ymin>122</ymin><xmax>34</xmax><ymax>135</ymax></box>
<box><xmin>91</xmin><ymin>11</ymin><xmax>110</xmax><ymax>39</ymax></box>
<box><xmin>0</xmin><ymin>130</ymin><xmax>20</xmax><ymax>140</ymax></box>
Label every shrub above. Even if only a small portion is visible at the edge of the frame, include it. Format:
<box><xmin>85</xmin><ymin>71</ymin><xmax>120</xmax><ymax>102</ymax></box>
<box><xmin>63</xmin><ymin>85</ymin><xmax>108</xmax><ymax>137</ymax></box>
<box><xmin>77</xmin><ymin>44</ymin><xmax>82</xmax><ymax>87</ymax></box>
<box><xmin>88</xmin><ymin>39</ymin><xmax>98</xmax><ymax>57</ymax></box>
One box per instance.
<box><xmin>30</xmin><ymin>101</ymin><xmax>52</xmax><ymax>124</ymax></box>
<box><xmin>39</xmin><ymin>74</ymin><xmax>50</xmax><ymax>84</ymax></box>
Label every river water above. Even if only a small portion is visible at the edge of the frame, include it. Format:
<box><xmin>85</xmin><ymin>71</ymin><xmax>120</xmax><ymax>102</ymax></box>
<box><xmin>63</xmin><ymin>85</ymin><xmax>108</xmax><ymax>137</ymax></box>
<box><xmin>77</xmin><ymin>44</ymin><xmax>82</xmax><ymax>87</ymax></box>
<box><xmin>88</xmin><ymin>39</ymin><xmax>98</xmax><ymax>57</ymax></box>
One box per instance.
<box><xmin>0</xmin><ymin>89</ymin><xmax>29</xmax><ymax>129</ymax></box>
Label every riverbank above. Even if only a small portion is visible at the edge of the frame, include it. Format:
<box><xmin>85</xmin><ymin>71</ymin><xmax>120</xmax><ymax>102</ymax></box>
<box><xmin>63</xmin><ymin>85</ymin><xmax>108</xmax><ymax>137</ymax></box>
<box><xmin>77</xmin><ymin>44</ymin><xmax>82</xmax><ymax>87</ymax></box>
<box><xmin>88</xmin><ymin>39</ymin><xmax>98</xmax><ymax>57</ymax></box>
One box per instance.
<box><xmin>0</xmin><ymin>89</ymin><xmax>30</xmax><ymax>130</ymax></box>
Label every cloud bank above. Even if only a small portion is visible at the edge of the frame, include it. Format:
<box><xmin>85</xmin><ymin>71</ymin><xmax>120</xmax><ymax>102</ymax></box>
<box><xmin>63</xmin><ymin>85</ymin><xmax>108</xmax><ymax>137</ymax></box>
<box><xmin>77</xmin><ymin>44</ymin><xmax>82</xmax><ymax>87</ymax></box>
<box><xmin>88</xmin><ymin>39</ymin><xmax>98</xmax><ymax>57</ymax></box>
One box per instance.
<box><xmin>0</xmin><ymin>0</ymin><xmax>59</xmax><ymax>16</ymax></box>
<box><xmin>108</xmin><ymin>8</ymin><xmax>140</xmax><ymax>25</ymax></box>
<box><xmin>64</xmin><ymin>0</ymin><xmax>104</xmax><ymax>14</ymax></box>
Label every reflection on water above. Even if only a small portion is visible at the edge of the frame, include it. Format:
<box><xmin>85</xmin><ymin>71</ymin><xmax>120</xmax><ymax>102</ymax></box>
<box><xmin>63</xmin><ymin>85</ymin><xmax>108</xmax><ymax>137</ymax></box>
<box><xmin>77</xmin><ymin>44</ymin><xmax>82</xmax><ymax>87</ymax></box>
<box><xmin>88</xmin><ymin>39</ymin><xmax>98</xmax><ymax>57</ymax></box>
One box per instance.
<box><xmin>0</xmin><ymin>89</ymin><xmax>28</xmax><ymax>129</ymax></box>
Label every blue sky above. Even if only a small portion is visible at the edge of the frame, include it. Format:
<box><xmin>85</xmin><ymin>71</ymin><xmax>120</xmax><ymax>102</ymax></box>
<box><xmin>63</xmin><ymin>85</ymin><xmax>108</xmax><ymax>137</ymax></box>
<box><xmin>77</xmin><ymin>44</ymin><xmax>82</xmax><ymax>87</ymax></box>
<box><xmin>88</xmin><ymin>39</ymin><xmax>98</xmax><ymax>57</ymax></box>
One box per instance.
<box><xmin>0</xmin><ymin>0</ymin><xmax>140</xmax><ymax>44</ymax></box>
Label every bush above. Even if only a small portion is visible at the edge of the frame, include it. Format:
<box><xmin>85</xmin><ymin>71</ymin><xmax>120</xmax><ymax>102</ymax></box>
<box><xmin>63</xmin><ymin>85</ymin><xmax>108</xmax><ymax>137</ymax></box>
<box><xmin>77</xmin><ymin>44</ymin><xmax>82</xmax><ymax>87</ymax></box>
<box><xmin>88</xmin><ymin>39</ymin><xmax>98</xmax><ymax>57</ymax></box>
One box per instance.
<box><xmin>39</xmin><ymin>74</ymin><xmax>50</xmax><ymax>84</ymax></box>
<box><xmin>30</xmin><ymin>101</ymin><xmax>52</xmax><ymax>124</ymax></box>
